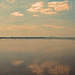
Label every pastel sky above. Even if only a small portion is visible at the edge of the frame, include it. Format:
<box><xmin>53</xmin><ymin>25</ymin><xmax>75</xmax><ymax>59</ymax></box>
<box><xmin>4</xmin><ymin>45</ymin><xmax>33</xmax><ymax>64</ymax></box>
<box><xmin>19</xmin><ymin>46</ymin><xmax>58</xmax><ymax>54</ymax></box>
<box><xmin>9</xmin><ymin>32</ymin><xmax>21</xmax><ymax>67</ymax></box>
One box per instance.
<box><xmin>0</xmin><ymin>0</ymin><xmax>75</xmax><ymax>37</ymax></box>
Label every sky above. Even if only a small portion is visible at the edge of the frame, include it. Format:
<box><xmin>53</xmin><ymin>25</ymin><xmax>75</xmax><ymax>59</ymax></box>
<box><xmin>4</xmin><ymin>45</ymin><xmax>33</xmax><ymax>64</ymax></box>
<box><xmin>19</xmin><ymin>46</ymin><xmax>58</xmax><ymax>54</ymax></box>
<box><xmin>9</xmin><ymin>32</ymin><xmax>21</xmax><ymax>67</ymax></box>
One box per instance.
<box><xmin>0</xmin><ymin>0</ymin><xmax>75</xmax><ymax>37</ymax></box>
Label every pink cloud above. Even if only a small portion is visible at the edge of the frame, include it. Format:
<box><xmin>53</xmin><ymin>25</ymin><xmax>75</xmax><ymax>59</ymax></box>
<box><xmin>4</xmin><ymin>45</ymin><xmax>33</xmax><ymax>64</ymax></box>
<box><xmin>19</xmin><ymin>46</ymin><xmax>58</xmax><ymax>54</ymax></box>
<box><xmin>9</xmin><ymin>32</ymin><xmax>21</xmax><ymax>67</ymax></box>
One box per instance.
<box><xmin>54</xmin><ymin>3</ymin><xmax>69</xmax><ymax>11</ymax></box>
<box><xmin>48</xmin><ymin>1</ymin><xmax>69</xmax><ymax>11</ymax></box>
<box><xmin>40</xmin><ymin>11</ymin><xmax>57</xmax><ymax>15</ymax></box>
<box><xmin>33</xmin><ymin>14</ymin><xmax>39</xmax><ymax>17</ymax></box>
<box><xmin>14</xmin><ymin>25</ymin><xmax>39</xmax><ymax>30</ymax></box>
<box><xmin>0</xmin><ymin>25</ymin><xmax>39</xmax><ymax>31</ymax></box>
<box><xmin>40</xmin><ymin>8</ymin><xmax>57</xmax><ymax>15</ymax></box>
<box><xmin>10</xmin><ymin>11</ymin><xmax>24</xmax><ymax>16</ymax></box>
<box><xmin>43</xmin><ymin>25</ymin><xmax>54</xmax><ymax>27</ymax></box>
<box><xmin>43</xmin><ymin>25</ymin><xmax>64</xmax><ymax>29</ymax></box>
<box><xmin>53</xmin><ymin>26</ymin><xmax>64</xmax><ymax>29</ymax></box>
<box><xmin>0</xmin><ymin>27</ymin><xmax>13</xmax><ymax>31</ymax></box>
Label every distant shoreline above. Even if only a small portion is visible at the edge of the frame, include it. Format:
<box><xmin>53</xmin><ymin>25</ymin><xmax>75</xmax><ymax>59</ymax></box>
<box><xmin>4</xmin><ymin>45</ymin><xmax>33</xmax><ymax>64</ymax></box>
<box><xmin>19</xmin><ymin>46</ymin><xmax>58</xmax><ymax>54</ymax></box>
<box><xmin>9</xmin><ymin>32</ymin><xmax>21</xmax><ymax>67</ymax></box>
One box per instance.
<box><xmin>0</xmin><ymin>37</ymin><xmax>75</xmax><ymax>40</ymax></box>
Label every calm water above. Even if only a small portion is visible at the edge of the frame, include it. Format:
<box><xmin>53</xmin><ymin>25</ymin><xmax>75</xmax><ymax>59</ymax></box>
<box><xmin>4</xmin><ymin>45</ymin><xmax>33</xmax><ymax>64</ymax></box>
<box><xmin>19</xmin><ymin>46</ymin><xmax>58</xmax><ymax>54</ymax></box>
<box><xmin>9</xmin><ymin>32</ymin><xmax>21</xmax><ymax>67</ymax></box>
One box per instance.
<box><xmin>0</xmin><ymin>39</ymin><xmax>75</xmax><ymax>75</ymax></box>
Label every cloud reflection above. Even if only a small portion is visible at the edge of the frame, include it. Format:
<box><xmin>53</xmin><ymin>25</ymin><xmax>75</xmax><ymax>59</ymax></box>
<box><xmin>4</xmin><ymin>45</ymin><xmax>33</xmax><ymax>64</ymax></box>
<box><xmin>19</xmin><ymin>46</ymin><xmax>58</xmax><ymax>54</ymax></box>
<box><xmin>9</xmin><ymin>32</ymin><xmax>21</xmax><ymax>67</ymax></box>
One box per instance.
<box><xmin>28</xmin><ymin>61</ymin><xmax>71</xmax><ymax>75</ymax></box>
<box><xmin>12</xmin><ymin>60</ymin><xmax>24</xmax><ymax>66</ymax></box>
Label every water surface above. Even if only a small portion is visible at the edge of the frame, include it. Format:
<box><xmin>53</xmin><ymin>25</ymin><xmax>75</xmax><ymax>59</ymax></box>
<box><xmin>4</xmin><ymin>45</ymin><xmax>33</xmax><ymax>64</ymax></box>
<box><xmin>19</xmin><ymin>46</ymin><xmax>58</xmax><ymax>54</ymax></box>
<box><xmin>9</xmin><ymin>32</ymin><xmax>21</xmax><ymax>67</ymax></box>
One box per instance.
<box><xmin>0</xmin><ymin>39</ymin><xmax>75</xmax><ymax>75</ymax></box>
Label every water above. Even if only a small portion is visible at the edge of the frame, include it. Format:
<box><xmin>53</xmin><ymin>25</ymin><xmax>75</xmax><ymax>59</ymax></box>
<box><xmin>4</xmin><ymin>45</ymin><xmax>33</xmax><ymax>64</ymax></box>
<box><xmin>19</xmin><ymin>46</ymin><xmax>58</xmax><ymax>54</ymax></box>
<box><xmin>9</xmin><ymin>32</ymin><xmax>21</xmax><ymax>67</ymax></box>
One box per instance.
<box><xmin>0</xmin><ymin>39</ymin><xmax>75</xmax><ymax>75</ymax></box>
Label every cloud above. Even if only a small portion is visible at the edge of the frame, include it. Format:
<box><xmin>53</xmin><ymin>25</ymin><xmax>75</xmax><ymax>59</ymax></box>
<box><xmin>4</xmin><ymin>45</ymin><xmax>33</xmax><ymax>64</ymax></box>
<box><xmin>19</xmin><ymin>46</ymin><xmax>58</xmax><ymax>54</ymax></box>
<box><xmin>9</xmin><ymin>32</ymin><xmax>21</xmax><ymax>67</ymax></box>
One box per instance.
<box><xmin>28</xmin><ymin>2</ymin><xmax>44</xmax><ymax>13</ymax></box>
<box><xmin>13</xmin><ymin>25</ymin><xmax>39</xmax><ymax>30</ymax></box>
<box><xmin>53</xmin><ymin>26</ymin><xmax>64</xmax><ymax>29</ymax></box>
<box><xmin>10</xmin><ymin>11</ymin><xmax>24</xmax><ymax>16</ymax></box>
<box><xmin>6</xmin><ymin>0</ymin><xmax>15</xmax><ymax>3</ymax></box>
<box><xmin>0</xmin><ymin>27</ymin><xmax>13</xmax><ymax>31</ymax></box>
<box><xmin>0</xmin><ymin>25</ymin><xmax>39</xmax><ymax>31</ymax></box>
<box><xmin>32</xmin><ymin>2</ymin><xmax>44</xmax><ymax>8</ymax></box>
<box><xmin>48</xmin><ymin>1</ymin><xmax>69</xmax><ymax>11</ymax></box>
<box><xmin>27</xmin><ymin>0</ymin><xmax>70</xmax><ymax>15</ymax></box>
<box><xmin>39</xmin><ymin>8</ymin><xmax>57</xmax><ymax>15</ymax></box>
<box><xmin>43</xmin><ymin>25</ymin><xmax>54</xmax><ymax>27</ymax></box>
<box><xmin>12</xmin><ymin>60</ymin><xmax>24</xmax><ymax>66</ymax></box>
<box><xmin>27</xmin><ymin>2</ymin><xmax>56</xmax><ymax>15</ymax></box>
<box><xmin>32</xmin><ymin>14</ymin><xmax>39</xmax><ymax>17</ymax></box>
<box><xmin>43</xmin><ymin>25</ymin><xmax>64</xmax><ymax>29</ymax></box>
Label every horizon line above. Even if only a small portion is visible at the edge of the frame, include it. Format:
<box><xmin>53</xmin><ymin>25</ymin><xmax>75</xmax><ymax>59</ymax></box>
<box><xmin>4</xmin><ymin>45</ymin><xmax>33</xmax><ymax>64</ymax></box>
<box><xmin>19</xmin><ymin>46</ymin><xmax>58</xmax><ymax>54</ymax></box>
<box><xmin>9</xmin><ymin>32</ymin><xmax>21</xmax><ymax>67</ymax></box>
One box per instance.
<box><xmin>0</xmin><ymin>36</ymin><xmax>75</xmax><ymax>40</ymax></box>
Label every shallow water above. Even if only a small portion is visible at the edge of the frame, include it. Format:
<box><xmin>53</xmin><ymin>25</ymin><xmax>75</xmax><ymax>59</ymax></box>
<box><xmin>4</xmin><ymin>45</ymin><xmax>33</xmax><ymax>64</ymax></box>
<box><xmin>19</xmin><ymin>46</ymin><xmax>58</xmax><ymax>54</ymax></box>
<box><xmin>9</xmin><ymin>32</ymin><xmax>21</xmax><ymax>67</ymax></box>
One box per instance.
<box><xmin>0</xmin><ymin>39</ymin><xmax>75</xmax><ymax>75</ymax></box>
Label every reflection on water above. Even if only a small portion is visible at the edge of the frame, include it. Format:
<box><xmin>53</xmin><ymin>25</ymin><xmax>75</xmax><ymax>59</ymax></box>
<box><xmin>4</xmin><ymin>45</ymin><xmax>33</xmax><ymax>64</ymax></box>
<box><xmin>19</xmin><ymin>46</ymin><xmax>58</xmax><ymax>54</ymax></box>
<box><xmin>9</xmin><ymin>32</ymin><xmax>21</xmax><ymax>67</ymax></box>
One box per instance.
<box><xmin>0</xmin><ymin>39</ymin><xmax>75</xmax><ymax>75</ymax></box>
<box><xmin>29</xmin><ymin>61</ymin><xmax>70</xmax><ymax>75</ymax></box>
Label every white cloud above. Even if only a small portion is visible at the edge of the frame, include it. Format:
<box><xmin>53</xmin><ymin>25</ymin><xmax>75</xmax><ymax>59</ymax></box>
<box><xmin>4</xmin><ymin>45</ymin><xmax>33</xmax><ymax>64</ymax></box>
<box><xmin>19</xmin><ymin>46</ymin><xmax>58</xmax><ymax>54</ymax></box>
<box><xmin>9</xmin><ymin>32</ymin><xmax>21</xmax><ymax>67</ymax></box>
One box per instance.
<box><xmin>10</xmin><ymin>11</ymin><xmax>24</xmax><ymax>16</ymax></box>
<box><xmin>27</xmin><ymin>2</ymin><xmax>57</xmax><ymax>15</ymax></box>
<box><xmin>32</xmin><ymin>2</ymin><xmax>44</xmax><ymax>8</ymax></box>
<box><xmin>28</xmin><ymin>2</ymin><xmax>44</xmax><ymax>13</ymax></box>
<box><xmin>27</xmin><ymin>0</ymin><xmax>70</xmax><ymax>15</ymax></box>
